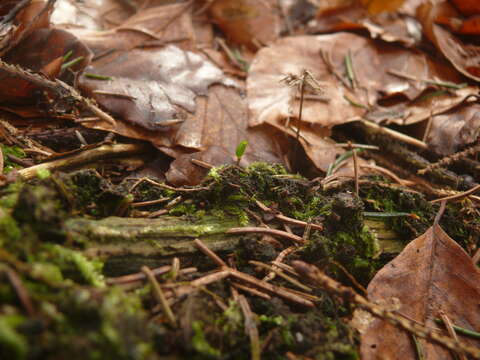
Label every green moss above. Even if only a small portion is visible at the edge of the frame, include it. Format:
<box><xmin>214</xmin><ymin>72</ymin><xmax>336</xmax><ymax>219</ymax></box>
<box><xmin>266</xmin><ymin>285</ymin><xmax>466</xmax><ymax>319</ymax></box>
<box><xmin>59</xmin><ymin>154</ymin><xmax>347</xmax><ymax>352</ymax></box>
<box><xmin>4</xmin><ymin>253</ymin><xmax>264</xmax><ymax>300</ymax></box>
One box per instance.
<box><xmin>0</xmin><ymin>207</ymin><xmax>20</xmax><ymax>246</ymax></box>
<box><xmin>38</xmin><ymin>245</ymin><xmax>105</xmax><ymax>287</ymax></box>
<box><xmin>0</xmin><ymin>314</ymin><xmax>28</xmax><ymax>360</ymax></box>
<box><xmin>1</xmin><ymin>144</ymin><xmax>26</xmax><ymax>173</ymax></box>
<box><xmin>0</xmin><ymin>182</ymin><xmax>22</xmax><ymax>209</ymax></box>
<box><xmin>192</xmin><ymin>321</ymin><xmax>221</xmax><ymax>358</ymax></box>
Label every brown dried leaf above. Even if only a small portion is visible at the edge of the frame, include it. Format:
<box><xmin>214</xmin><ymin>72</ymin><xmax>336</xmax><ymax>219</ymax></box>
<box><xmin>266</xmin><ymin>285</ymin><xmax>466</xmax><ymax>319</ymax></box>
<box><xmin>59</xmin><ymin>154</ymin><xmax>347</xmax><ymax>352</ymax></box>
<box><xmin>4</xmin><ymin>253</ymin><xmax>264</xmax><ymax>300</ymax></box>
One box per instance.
<box><xmin>0</xmin><ymin>0</ymin><xmax>55</xmax><ymax>57</ymax></box>
<box><xmin>0</xmin><ymin>28</ymin><xmax>91</xmax><ymax>104</ymax></box>
<box><xmin>162</xmin><ymin>86</ymin><xmax>288</xmax><ymax>186</ymax></box>
<box><xmin>361</xmin><ymin>223</ymin><xmax>480</xmax><ymax>359</ymax></box>
<box><xmin>246</xmin><ymin>33</ymin><xmax>475</xmax><ymax>170</ymax></box>
<box><xmin>418</xmin><ymin>1</ymin><xmax>480</xmax><ymax>81</ymax></box>
<box><xmin>208</xmin><ymin>0</ymin><xmax>281</xmax><ymax>50</ymax></box>
<box><xmin>426</xmin><ymin>103</ymin><xmax>480</xmax><ymax>155</ymax></box>
<box><xmin>314</xmin><ymin>0</ymin><xmax>424</xmax><ymax>46</ymax></box>
<box><xmin>79</xmin><ymin>46</ymin><xmax>237</xmax><ymax>131</ymax></box>
<box><xmin>67</xmin><ymin>3</ymin><xmax>196</xmax><ymax>56</ymax></box>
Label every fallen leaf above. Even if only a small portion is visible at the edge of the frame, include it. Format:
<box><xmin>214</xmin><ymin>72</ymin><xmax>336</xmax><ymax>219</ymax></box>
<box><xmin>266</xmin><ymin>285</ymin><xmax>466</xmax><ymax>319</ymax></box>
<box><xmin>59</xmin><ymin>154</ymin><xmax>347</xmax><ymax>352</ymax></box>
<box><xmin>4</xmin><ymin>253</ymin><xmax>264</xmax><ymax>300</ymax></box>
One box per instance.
<box><xmin>450</xmin><ymin>0</ymin><xmax>480</xmax><ymax>16</ymax></box>
<box><xmin>314</xmin><ymin>0</ymin><xmax>424</xmax><ymax>46</ymax></box>
<box><xmin>361</xmin><ymin>223</ymin><xmax>480</xmax><ymax>359</ymax></box>
<box><xmin>426</xmin><ymin>103</ymin><xmax>480</xmax><ymax>155</ymax></box>
<box><xmin>0</xmin><ymin>0</ymin><xmax>55</xmax><ymax>57</ymax></box>
<box><xmin>66</xmin><ymin>3</ymin><xmax>196</xmax><ymax>56</ymax></box>
<box><xmin>79</xmin><ymin>45</ymin><xmax>238</xmax><ymax>131</ymax></box>
<box><xmin>247</xmin><ymin>32</ymin><xmax>475</xmax><ymax>170</ymax></box>
<box><xmin>209</xmin><ymin>0</ymin><xmax>281</xmax><ymax>50</ymax></box>
<box><xmin>418</xmin><ymin>1</ymin><xmax>480</xmax><ymax>81</ymax></box>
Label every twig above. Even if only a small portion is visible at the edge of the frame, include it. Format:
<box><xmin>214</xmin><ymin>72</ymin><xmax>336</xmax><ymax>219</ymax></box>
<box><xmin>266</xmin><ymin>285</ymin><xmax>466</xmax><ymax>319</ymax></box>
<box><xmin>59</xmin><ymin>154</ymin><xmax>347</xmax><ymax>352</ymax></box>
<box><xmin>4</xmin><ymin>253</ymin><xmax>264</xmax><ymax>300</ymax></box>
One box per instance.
<box><xmin>193</xmin><ymin>238</ymin><xmax>228</xmax><ymax>267</ymax></box>
<box><xmin>106</xmin><ymin>265</ymin><xmax>196</xmax><ymax>285</ymax></box>
<box><xmin>190</xmin><ymin>158</ymin><xmax>214</xmax><ymax>169</ymax></box>
<box><xmin>142</xmin><ymin>266</ymin><xmax>177</xmax><ymax>327</ymax></box>
<box><xmin>360</xmin><ymin>164</ymin><xmax>415</xmax><ymax>187</ymax></box>
<box><xmin>169</xmin><ymin>257</ymin><xmax>181</xmax><ymax>281</ymax></box>
<box><xmin>430</xmin><ymin>184</ymin><xmax>480</xmax><ymax>203</ymax></box>
<box><xmin>227</xmin><ymin>227</ymin><xmax>305</xmax><ymax>244</ymax></box>
<box><xmin>232</xmin><ymin>282</ymin><xmax>271</xmax><ymax>300</ymax></box>
<box><xmin>419</xmin><ymin>143</ymin><xmax>480</xmax><ymax>175</ymax></box>
<box><xmin>293</xmin><ymin>261</ymin><xmax>480</xmax><ymax>359</ymax></box>
<box><xmin>169</xmin><ymin>270</ymin><xmax>231</xmax><ymax>299</ymax></box>
<box><xmin>255</xmin><ymin>200</ymin><xmax>323</xmax><ymax>231</ymax></box>
<box><xmin>227</xmin><ymin>269</ymin><xmax>314</xmax><ymax>307</ymax></box>
<box><xmin>238</xmin><ymin>295</ymin><xmax>261</xmax><ymax>360</ymax></box>
<box><xmin>250</xmin><ymin>260</ymin><xmax>311</xmax><ymax>292</ymax></box>
<box><xmin>131</xmin><ymin>197</ymin><xmax>170</xmax><ymax>208</ymax></box>
<box><xmin>360</xmin><ymin>119</ymin><xmax>428</xmax><ymax>150</ymax></box>
<box><xmin>329</xmin><ymin>260</ymin><xmax>367</xmax><ymax>296</ymax></box>
<box><xmin>18</xmin><ymin>143</ymin><xmax>149</xmax><ymax>180</ymax></box>
<box><xmin>349</xmin><ymin>142</ymin><xmax>360</xmax><ymax>196</ymax></box>
<box><xmin>3</xmin><ymin>265</ymin><xmax>35</xmax><ymax>316</ymax></box>
<box><xmin>440</xmin><ymin>311</ymin><xmax>468</xmax><ymax>360</ymax></box>
<box><xmin>264</xmin><ymin>246</ymin><xmax>297</xmax><ymax>281</ymax></box>
<box><xmin>128</xmin><ymin>177</ymin><xmax>211</xmax><ymax>193</ymax></box>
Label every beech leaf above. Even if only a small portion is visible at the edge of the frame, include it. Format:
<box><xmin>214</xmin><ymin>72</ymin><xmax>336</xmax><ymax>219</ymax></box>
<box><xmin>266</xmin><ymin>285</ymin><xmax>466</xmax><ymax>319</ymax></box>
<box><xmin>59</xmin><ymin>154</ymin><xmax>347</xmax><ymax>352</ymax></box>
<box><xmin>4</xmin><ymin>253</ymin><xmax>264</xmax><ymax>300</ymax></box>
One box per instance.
<box><xmin>361</xmin><ymin>223</ymin><xmax>480</xmax><ymax>359</ymax></box>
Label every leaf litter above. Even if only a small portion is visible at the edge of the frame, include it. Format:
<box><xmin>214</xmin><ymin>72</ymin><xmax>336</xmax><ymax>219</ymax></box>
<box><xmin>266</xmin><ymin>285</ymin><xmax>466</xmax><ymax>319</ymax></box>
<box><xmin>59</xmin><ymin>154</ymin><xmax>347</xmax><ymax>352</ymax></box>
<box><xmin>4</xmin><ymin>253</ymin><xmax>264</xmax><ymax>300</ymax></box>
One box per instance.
<box><xmin>1</xmin><ymin>0</ymin><xmax>480</xmax><ymax>359</ymax></box>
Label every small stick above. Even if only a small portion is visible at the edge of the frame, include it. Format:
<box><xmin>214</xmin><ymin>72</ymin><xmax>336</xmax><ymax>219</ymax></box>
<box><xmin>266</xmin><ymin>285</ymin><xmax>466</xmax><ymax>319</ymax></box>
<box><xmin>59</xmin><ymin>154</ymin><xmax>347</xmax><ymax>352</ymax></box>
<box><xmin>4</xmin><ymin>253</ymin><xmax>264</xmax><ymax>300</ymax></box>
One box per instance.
<box><xmin>360</xmin><ymin>119</ymin><xmax>428</xmax><ymax>150</ymax></box>
<box><xmin>227</xmin><ymin>269</ymin><xmax>314</xmax><ymax>307</ymax></box>
<box><xmin>148</xmin><ymin>209</ymin><xmax>169</xmax><ymax>218</ymax></box>
<box><xmin>349</xmin><ymin>141</ymin><xmax>360</xmax><ymax>196</ymax></box>
<box><xmin>169</xmin><ymin>258</ymin><xmax>180</xmax><ymax>281</ymax></box>
<box><xmin>264</xmin><ymin>246</ymin><xmax>297</xmax><ymax>281</ymax></box>
<box><xmin>127</xmin><ymin>177</ymin><xmax>211</xmax><ymax>193</ymax></box>
<box><xmin>440</xmin><ymin>311</ymin><xmax>468</xmax><ymax>360</ymax></box>
<box><xmin>296</xmin><ymin>71</ymin><xmax>306</xmax><ymax>146</ymax></box>
<box><xmin>238</xmin><ymin>295</ymin><xmax>261</xmax><ymax>360</ymax></box>
<box><xmin>131</xmin><ymin>197</ymin><xmax>170</xmax><ymax>207</ymax></box>
<box><xmin>329</xmin><ymin>260</ymin><xmax>367</xmax><ymax>296</ymax></box>
<box><xmin>255</xmin><ymin>200</ymin><xmax>323</xmax><ymax>231</ymax></box>
<box><xmin>250</xmin><ymin>260</ymin><xmax>311</xmax><ymax>292</ymax></box>
<box><xmin>193</xmin><ymin>239</ymin><xmax>228</xmax><ymax>268</ymax></box>
<box><xmin>18</xmin><ymin>143</ymin><xmax>148</xmax><ymax>180</ymax></box>
<box><xmin>430</xmin><ymin>184</ymin><xmax>480</xmax><ymax>203</ymax></box>
<box><xmin>190</xmin><ymin>158</ymin><xmax>214</xmax><ymax>169</ymax></box>
<box><xmin>360</xmin><ymin>164</ymin><xmax>414</xmax><ymax>187</ymax></box>
<box><xmin>106</xmin><ymin>265</ymin><xmax>196</xmax><ymax>285</ymax></box>
<box><xmin>227</xmin><ymin>227</ymin><xmax>305</xmax><ymax>244</ymax></box>
<box><xmin>232</xmin><ymin>282</ymin><xmax>271</xmax><ymax>300</ymax></box>
<box><xmin>4</xmin><ymin>266</ymin><xmax>35</xmax><ymax>316</ymax></box>
<box><xmin>142</xmin><ymin>266</ymin><xmax>177</xmax><ymax>327</ymax></box>
<box><xmin>170</xmin><ymin>270</ymin><xmax>231</xmax><ymax>299</ymax></box>
<box><xmin>270</xmin><ymin>261</ymin><xmax>298</xmax><ymax>276</ymax></box>
<box><xmin>74</xmin><ymin>130</ymin><xmax>88</xmax><ymax>146</ymax></box>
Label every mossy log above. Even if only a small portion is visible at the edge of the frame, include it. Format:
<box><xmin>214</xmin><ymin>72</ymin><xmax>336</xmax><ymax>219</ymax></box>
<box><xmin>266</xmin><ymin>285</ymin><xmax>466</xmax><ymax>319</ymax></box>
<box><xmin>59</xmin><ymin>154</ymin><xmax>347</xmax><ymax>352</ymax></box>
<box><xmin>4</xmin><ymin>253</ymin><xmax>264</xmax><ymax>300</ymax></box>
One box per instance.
<box><xmin>67</xmin><ymin>215</ymin><xmax>243</xmax><ymax>258</ymax></box>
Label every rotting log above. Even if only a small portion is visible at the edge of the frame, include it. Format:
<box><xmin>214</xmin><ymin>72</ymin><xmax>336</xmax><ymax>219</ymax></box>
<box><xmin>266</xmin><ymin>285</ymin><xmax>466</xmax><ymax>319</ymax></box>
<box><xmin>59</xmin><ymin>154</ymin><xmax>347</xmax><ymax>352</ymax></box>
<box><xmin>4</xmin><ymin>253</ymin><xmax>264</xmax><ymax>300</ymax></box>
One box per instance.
<box><xmin>66</xmin><ymin>215</ymin><xmax>244</xmax><ymax>274</ymax></box>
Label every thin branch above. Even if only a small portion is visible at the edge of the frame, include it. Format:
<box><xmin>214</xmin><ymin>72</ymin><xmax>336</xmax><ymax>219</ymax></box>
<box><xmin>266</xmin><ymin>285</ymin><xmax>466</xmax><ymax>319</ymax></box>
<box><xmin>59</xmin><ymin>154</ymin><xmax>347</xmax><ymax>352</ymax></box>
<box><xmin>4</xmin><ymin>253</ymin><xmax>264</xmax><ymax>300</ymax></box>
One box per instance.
<box><xmin>142</xmin><ymin>266</ymin><xmax>177</xmax><ymax>327</ymax></box>
<box><xmin>238</xmin><ymin>295</ymin><xmax>261</xmax><ymax>360</ymax></box>
<box><xmin>193</xmin><ymin>239</ymin><xmax>228</xmax><ymax>268</ymax></box>
<box><xmin>227</xmin><ymin>227</ymin><xmax>305</xmax><ymax>244</ymax></box>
